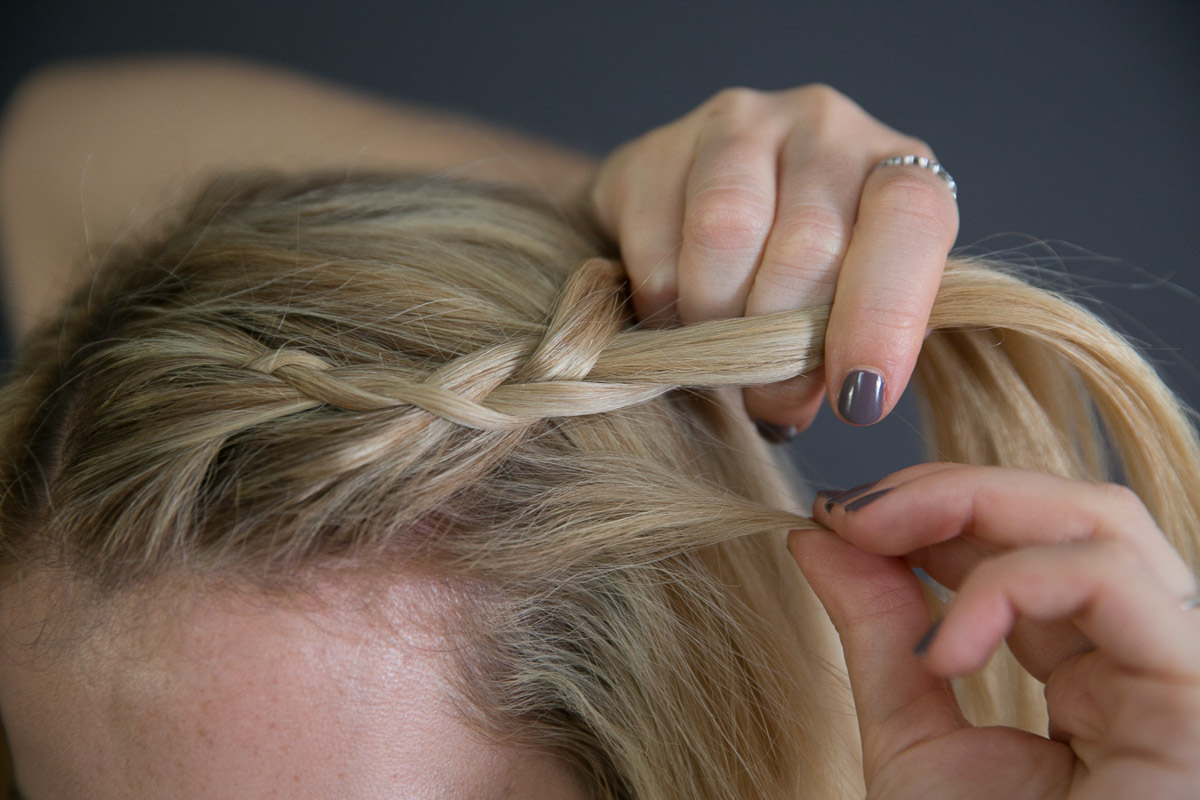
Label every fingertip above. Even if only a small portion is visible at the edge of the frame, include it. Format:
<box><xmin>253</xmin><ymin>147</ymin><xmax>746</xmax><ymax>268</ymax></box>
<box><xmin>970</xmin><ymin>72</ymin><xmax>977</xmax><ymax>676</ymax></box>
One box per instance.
<box><xmin>811</xmin><ymin>491</ymin><xmax>836</xmax><ymax>525</ymax></box>
<box><xmin>786</xmin><ymin>526</ymin><xmax>833</xmax><ymax>565</ymax></box>
<box><xmin>842</xmin><ymin>486</ymin><xmax>894</xmax><ymax>512</ymax></box>
<box><xmin>629</xmin><ymin>291</ymin><xmax>679</xmax><ymax>329</ymax></box>
<box><xmin>626</xmin><ymin>260</ymin><xmax>681</xmax><ymax>327</ymax></box>
<box><xmin>913</xmin><ymin>618</ymin><xmax>972</xmax><ymax>678</ymax></box>
<box><xmin>754</xmin><ymin>419</ymin><xmax>797</xmax><ymax>445</ymax></box>
<box><xmin>835</xmin><ymin>367</ymin><xmax>886</xmax><ymax>426</ymax></box>
<box><xmin>912</xmin><ymin>618</ymin><xmax>942</xmax><ymax>657</ymax></box>
<box><xmin>925</xmin><ymin>590</ymin><xmax>1018</xmax><ymax>678</ymax></box>
<box><xmin>818</xmin><ymin>480</ymin><xmax>883</xmax><ymax>516</ymax></box>
<box><xmin>785</xmin><ymin>527</ymin><xmax>805</xmax><ymax>557</ymax></box>
<box><xmin>744</xmin><ymin>377</ymin><xmax>825</xmax><ymax>433</ymax></box>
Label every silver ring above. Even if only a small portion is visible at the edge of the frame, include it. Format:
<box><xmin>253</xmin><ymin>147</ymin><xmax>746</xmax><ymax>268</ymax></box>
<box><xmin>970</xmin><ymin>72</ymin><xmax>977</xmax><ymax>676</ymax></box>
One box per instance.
<box><xmin>1183</xmin><ymin>594</ymin><xmax>1200</xmax><ymax>611</ymax></box>
<box><xmin>876</xmin><ymin>154</ymin><xmax>958</xmax><ymax>200</ymax></box>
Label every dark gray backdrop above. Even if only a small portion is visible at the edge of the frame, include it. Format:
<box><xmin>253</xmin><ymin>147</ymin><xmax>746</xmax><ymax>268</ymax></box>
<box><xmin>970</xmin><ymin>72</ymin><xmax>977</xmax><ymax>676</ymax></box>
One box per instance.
<box><xmin>3</xmin><ymin>0</ymin><xmax>1197</xmax><ymax>488</ymax></box>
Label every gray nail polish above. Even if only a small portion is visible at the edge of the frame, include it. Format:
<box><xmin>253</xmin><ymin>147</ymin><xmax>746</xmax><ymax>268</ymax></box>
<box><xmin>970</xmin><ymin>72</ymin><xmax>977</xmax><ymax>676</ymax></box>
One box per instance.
<box><xmin>822</xmin><ymin>480</ymin><xmax>881</xmax><ymax>511</ymax></box>
<box><xmin>842</xmin><ymin>487</ymin><xmax>893</xmax><ymax>512</ymax></box>
<box><xmin>754</xmin><ymin>420</ymin><xmax>797</xmax><ymax>445</ymax></box>
<box><xmin>837</xmin><ymin>369</ymin><xmax>885</xmax><ymax>426</ymax></box>
<box><xmin>913</xmin><ymin>619</ymin><xmax>942</xmax><ymax>656</ymax></box>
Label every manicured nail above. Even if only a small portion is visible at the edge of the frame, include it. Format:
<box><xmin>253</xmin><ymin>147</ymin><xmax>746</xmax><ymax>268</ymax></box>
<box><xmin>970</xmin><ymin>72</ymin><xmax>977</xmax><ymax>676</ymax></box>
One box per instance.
<box><xmin>823</xmin><ymin>480</ymin><xmax>881</xmax><ymax>511</ymax></box>
<box><xmin>913</xmin><ymin>619</ymin><xmax>942</xmax><ymax>656</ymax></box>
<box><xmin>754</xmin><ymin>420</ymin><xmax>797</xmax><ymax>444</ymax></box>
<box><xmin>813</xmin><ymin>487</ymin><xmax>843</xmax><ymax>503</ymax></box>
<box><xmin>843</xmin><ymin>487</ymin><xmax>893</xmax><ymax>512</ymax></box>
<box><xmin>837</xmin><ymin>369</ymin><xmax>885</xmax><ymax>426</ymax></box>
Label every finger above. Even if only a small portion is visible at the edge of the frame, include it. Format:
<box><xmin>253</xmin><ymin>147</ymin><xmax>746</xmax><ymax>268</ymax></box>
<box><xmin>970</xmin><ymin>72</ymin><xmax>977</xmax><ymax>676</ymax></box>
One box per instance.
<box><xmin>676</xmin><ymin>97</ymin><xmax>784</xmax><ymax>323</ymax></box>
<box><xmin>824</xmin><ymin>148</ymin><xmax>959</xmax><ymax>425</ymax></box>
<box><xmin>818</xmin><ymin>478</ymin><xmax>1093</xmax><ymax>681</ymax></box>
<box><xmin>743</xmin><ymin>372</ymin><xmax>826</xmax><ymax>433</ymax></box>
<box><xmin>741</xmin><ymin>136</ymin><xmax>862</xmax><ymax>427</ymax></box>
<box><xmin>1045</xmin><ymin>650</ymin><xmax>1200</xmax><ymax>770</ymax></box>
<box><xmin>1043</xmin><ymin>652</ymin><xmax>1116</xmax><ymax>746</ymax></box>
<box><xmin>787</xmin><ymin>528</ymin><xmax>967</xmax><ymax>781</ymax></box>
<box><xmin>617</xmin><ymin>182</ymin><xmax>686</xmax><ymax>326</ymax></box>
<box><xmin>925</xmin><ymin>540</ymin><xmax>1200</xmax><ymax>679</ymax></box>
<box><xmin>813</xmin><ymin>462</ymin><xmax>955</xmax><ymax>520</ymax></box>
<box><xmin>588</xmin><ymin>131</ymin><xmax>691</xmax><ymax>325</ymax></box>
<box><xmin>744</xmin><ymin>134</ymin><xmax>860</xmax><ymax>318</ymax></box>
<box><xmin>902</xmin><ymin>524</ymin><xmax>1096</xmax><ymax>682</ymax></box>
<box><xmin>822</xmin><ymin>465</ymin><xmax>1196</xmax><ymax>597</ymax></box>
<box><xmin>818</xmin><ymin>464</ymin><xmax>1194</xmax><ymax>681</ymax></box>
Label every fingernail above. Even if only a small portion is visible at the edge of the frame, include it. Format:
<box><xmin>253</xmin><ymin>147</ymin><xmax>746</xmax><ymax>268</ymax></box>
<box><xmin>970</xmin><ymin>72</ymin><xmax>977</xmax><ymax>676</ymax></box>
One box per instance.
<box><xmin>754</xmin><ymin>420</ymin><xmax>797</xmax><ymax>444</ymax></box>
<box><xmin>913</xmin><ymin>619</ymin><xmax>942</xmax><ymax>656</ymax></box>
<box><xmin>822</xmin><ymin>480</ymin><xmax>880</xmax><ymax>512</ymax></box>
<box><xmin>843</xmin><ymin>487</ymin><xmax>893</xmax><ymax>512</ymax></box>
<box><xmin>837</xmin><ymin>369</ymin><xmax>886</xmax><ymax>426</ymax></box>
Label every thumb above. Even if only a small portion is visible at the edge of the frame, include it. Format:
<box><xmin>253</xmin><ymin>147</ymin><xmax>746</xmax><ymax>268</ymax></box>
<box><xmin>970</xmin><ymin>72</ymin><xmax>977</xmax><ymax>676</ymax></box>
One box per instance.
<box><xmin>787</xmin><ymin>527</ymin><xmax>966</xmax><ymax>781</ymax></box>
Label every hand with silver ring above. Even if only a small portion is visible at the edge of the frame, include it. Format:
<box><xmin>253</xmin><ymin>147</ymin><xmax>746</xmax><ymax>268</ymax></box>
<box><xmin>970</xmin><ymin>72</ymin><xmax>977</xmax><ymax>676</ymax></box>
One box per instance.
<box><xmin>792</xmin><ymin>464</ymin><xmax>1200</xmax><ymax>800</ymax></box>
<box><xmin>587</xmin><ymin>86</ymin><xmax>960</xmax><ymax>434</ymax></box>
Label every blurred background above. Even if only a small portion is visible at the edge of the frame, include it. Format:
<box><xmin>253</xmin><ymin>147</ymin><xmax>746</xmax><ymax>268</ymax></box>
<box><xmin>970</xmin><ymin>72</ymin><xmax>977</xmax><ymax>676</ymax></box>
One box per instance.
<box><xmin>2</xmin><ymin>0</ymin><xmax>1197</xmax><ymax>488</ymax></box>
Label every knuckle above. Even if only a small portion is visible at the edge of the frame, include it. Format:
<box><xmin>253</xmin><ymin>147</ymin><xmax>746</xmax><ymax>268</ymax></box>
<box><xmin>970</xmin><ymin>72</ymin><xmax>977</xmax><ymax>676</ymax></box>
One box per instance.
<box><xmin>893</xmin><ymin>136</ymin><xmax>936</xmax><ymax>161</ymax></box>
<box><xmin>787</xmin><ymin>84</ymin><xmax>869</xmax><ymax>140</ymax></box>
<box><xmin>1043</xmin><ymin>660</ymin><xmax>1106</xmax><ymax>740</ymax></box>
<box><xmin>790</xmin><ymin>83</ymin><xmax>855</xmax><ymax>118</ymax></box>
<box><xmin>800</xmin><ymin>83</ymin><xmax>847</xmax><ymax>103</ymax></box>
<box><xmin>686</xmin><ymin>188</ymin><xmax>773</xmax><ymax>253</ymax></box>
<box><xmin>1094</xmin><ymin>482</ymin><xmax>1156</xmax><ymax>528</ymax></box>
<box><xmin>1096</xmin><ymin>481</ymin><xmax>1141</xmax><ymax>510</ymax></box>
<box><xmin>867</xmin><ymin>170</ymin><xmax>957</xmax><ymax>238</ymax></box>
<box><xmin>769</xmin><ymin>205</ymin><xmax>850</xmax><ymax>268</ymax></box>
<box><xmin>705</xmin><ymin>86</ymin><xmax>768</xmax><ymax>119</ymax></box>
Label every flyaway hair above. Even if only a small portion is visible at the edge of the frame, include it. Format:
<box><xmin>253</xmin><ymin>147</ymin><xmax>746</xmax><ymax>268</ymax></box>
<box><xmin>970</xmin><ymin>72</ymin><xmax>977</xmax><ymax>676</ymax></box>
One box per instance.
<box><xmin>1</xmin><ymin>173</ymin><xmax>1197</xmax><ymax>798</ymax></box>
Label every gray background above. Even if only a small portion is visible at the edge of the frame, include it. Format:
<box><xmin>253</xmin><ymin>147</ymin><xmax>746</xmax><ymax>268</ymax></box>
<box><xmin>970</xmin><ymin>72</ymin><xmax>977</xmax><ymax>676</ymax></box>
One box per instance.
<box><xmin>2</xmin><ymin>0</ymin><xmax>1197</xmax><ymax>488</ymax></box>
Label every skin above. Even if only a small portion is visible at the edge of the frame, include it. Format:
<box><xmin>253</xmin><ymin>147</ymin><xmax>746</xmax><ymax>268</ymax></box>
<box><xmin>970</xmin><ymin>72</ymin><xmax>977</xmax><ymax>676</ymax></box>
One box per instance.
<box><xmin>0</xmin><ymin>574</ymin><xmax>587</xmax><ymax>799</ymax></box>
<box><xmin>0</xmin><ymin>57</ymin><xmax>597</xmax><ymax>335</ymax></box>
<box><xmin>790</xmin><ymin>464</ymin><xmax>1200</xmax><ymax>799</ymax></box>
<box><xmin>0</xmin><ymin>58</ymin><xmax>957</xmax><ymax>430</ymax></box>
<box><xmin>6</xmin><ymin>56</ymin><xmax>1195</xmax><ymax>797</ymax></box>
<box><xmin>1</xmin><ymin>57</ymin><xmax>956</xmax><ymax>794</ymax></box>
<box><xmin>589</xmin><ymin>85</ymin><xmax>959</xmax><ymax>429</ymax></box>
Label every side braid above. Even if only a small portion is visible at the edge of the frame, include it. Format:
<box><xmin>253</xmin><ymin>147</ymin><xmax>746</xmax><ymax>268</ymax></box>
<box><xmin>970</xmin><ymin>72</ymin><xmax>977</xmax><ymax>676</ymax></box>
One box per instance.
<box><xmin>4</xmin><ymin>171</ymin><xmax>1200</xmax><ymax>799</ymax></box>
<box><xmin>237</xmin><ymin>258</ymin><xmax>667</xmax><ymax>429</ymax></box>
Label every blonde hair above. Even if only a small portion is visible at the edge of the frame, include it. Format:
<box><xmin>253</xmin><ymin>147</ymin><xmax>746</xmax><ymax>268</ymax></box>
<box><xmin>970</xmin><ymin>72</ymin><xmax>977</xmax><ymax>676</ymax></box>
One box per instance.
<box><xmin>2</xmin><ymin>173</ymin><xmax>1198</xmax><ymax>798</ymax></box>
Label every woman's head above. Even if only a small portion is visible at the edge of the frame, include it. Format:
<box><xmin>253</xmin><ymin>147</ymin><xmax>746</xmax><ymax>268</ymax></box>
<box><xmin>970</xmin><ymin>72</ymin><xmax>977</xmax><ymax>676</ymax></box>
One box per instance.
<box><xmin>3</xmin><ymin>172</ymin><xmax>1198</xmax><ymax>799</ymax></box>
<box><xmin>0</xmin><ymin>174</ymin><xmax>846</xmax><ymax>798</ymax></box>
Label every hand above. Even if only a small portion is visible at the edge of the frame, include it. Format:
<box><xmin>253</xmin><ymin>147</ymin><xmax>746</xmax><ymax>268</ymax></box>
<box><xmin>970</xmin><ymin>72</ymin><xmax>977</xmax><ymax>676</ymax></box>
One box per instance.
<box><xmin>790</xmin><ymin>464</ymin><xmax>1200</xmax><ymax>800</ymax></box>
<box><xmin>588</xmin><ymin>86</ymin><xmax>959</xmax><ymax>432</ymax></box>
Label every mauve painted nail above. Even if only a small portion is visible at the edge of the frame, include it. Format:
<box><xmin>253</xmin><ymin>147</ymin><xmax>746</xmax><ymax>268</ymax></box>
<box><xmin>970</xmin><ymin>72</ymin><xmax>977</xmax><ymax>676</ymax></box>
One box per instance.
<box><xmin>837</xmin><ymin>369</ymin><xmax>885</xmax><ymax>426</ymax></box>
<box><xmin>913</xmin><ymin>619</ymin><xmax>943</xmax><ymax>656</ymax></box>
<box><xmin>753</xmin><ymin>420</ymin><xmax>797</xmax><ymax>444</ymax></box>
<box><xmin>822</xmin><ymin>480</ymin><xmax>881</xmax><ymax>511</ymax></box>
<box><xmin>842</xmin><ymin>487</ymin><xmax>893</xmax><ymax>512</ymax></box>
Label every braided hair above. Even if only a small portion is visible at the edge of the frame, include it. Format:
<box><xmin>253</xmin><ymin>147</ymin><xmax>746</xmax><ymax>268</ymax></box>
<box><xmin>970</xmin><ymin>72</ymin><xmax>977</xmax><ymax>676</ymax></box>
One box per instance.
<box><xmin>3</xmin><ymin>173</ymin><xmax>1197</xmax><ymax>798</ymax></box>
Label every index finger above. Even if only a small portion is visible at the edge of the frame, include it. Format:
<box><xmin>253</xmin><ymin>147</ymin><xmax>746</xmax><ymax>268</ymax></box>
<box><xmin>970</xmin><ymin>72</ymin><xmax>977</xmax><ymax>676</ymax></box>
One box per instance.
<box><xmin>818</xmin><ymin>465</ymin><xmax>1196</xmax><ymax>596</ymax></box>
<box><xmin>825</xmin><ymin>153</ymin><xmax>959</xmax><ymax>425</ymax></box>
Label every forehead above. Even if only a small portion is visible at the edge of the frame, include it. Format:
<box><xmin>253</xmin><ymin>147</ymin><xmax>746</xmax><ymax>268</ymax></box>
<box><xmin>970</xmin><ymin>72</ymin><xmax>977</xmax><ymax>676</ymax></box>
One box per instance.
<box><xmin>0</xmin><ymin>572</ymin><xmax>583</xmax><ymax>799</ymax></box>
